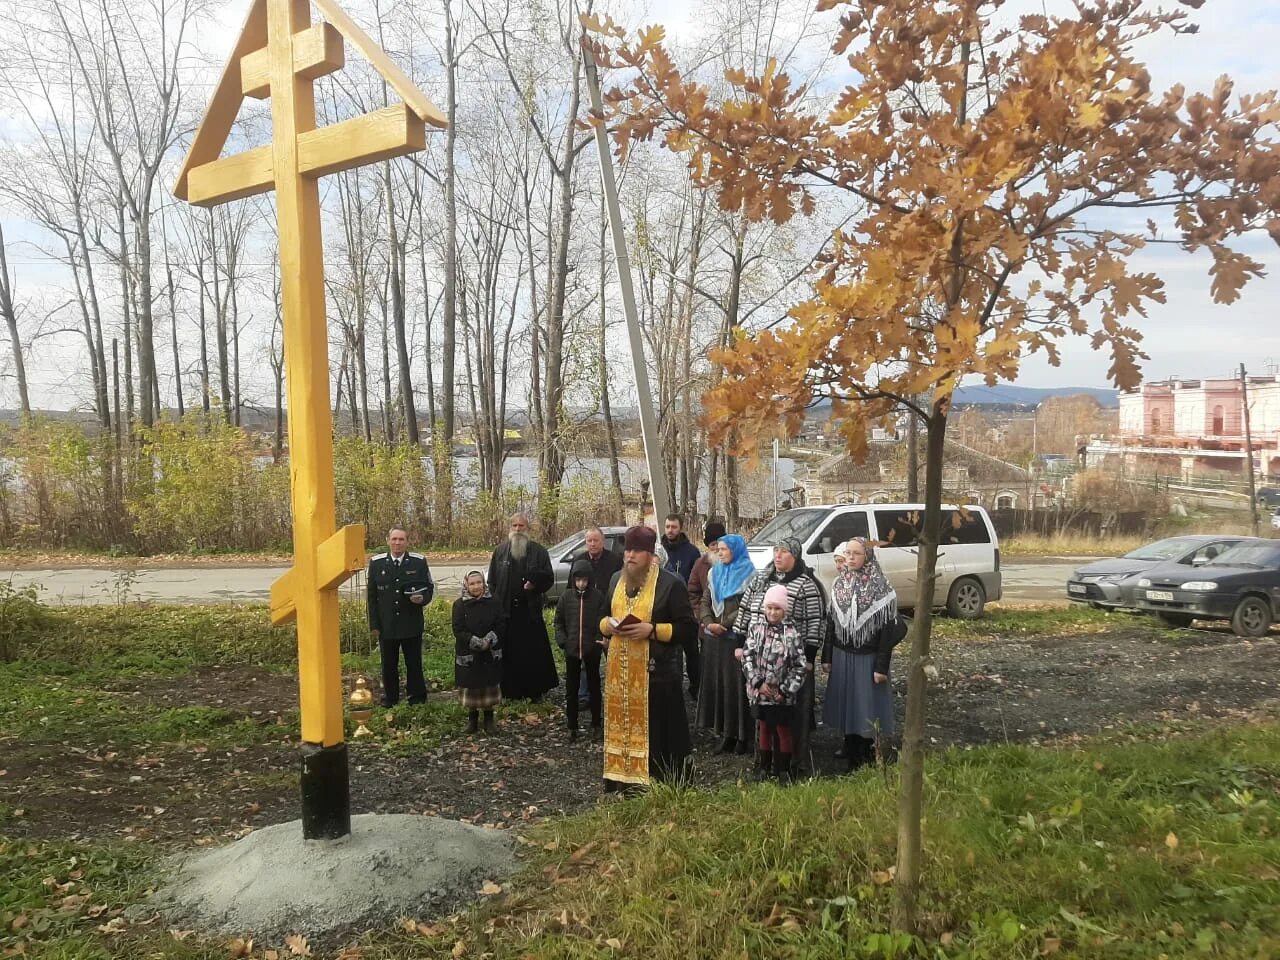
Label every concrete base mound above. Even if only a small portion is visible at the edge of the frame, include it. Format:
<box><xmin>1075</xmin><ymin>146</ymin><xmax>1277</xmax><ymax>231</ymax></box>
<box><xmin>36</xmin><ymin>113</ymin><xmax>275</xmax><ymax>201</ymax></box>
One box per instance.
<box><xmin>155</xmin><ymin>814</ymin><xmax>513</xmax><ymax>943</ymax></box>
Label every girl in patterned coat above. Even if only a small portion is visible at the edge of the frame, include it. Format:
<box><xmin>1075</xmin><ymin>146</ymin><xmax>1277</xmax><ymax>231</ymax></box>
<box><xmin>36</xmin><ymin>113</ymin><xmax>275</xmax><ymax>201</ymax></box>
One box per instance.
<box><xmin>742</xmin><ymin>584</ymin><xmax>807</xmax><ymax>783</ymax></box>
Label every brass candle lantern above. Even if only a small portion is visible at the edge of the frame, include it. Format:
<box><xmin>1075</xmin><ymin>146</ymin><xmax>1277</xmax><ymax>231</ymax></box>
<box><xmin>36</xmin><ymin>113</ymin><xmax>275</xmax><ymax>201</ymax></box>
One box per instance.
<box><xmin>348</xmin><ymin>676</ymin><xmax>374</xmax><ymax>738</ymax></box>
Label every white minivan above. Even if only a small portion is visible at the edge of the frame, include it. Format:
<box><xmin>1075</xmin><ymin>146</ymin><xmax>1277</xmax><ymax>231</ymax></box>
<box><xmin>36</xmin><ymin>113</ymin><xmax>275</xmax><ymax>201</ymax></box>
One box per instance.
<box><xmin>746</xmin><ymin>503</ymin><xmax>1002</xmax><ymax>618</ymax></box>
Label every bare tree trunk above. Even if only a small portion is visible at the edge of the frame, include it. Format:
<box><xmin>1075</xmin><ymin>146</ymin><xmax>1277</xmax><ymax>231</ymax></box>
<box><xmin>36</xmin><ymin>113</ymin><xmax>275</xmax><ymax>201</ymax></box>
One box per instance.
<box><xmin>135</xmin><ymin>213</ymin><xmax>156</xmax><ymax>426</ymax></box>
<box><xmin>418</xmin><ymin>225</ymin><xmax>437</xmax><ymax>430</ymax></box>
<box><xmin>0</xmin><ymin>224</ymin><xmax>31</xmax><ymax>421</ymax></box>
<box><xmin>539</xmin><ymin>51</ymin><xmax>585</xmax><ymax>518</ymax></box>
<box><xmin>209</xmin><ymin>213</ymin><xmax>231</xmax><ymax>423</ymax></box>
<box><xmin>907</xmin><ymin>403</ymin><xmax>919</xmax><ymax>501</ymax></box>
<box><xmin>231</xmin><ymin>289</ymin><xmax>241</xmax><ymax>427</ymax></box>
<box><xmin>116</xmin><ymin>200</ymin><xmax>135</xmax><ymax>427</ymax></box>
<box><xmin>193</xmin><ymin>247</ymin><xmax>211</xmax><ymax>418</ymax></box>
<box><xmin>271</xmin><ymin>271</ymin><xmax>285</xmax><ymax>462</ymax></box>
<box><xmin>387</xmin><ymin>180</ymin><xmax>418</xmax><ymax>444</ymax></box>
<box><xmin>379</xmin><ymin>281</ymin><xmax>394</xmax><ymax>442</ymax></box>
<box><xmin>164</xmin><ymin>251</ymin><xmax>184</xmax><ymax>418</ymax></box>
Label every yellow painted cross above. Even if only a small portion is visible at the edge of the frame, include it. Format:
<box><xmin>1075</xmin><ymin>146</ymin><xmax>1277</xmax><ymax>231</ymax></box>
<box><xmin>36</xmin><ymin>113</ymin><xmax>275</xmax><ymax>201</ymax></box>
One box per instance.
<box><xmin>174</xmin><ymin>0</ymin><xmax>445</xmax><ymax>838</ymax></box>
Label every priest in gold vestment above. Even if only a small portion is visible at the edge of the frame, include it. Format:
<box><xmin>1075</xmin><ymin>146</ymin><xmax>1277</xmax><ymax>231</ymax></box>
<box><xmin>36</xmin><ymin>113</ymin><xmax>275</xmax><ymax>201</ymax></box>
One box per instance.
<box><xmin>598</xmin><ymin>525</ymin><xmax>697</xmax><ymax>791</ymax></box>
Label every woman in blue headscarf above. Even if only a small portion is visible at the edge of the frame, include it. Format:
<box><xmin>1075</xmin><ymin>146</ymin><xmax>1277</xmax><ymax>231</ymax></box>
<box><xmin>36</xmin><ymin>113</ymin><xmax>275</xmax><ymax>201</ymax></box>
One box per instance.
<box><xmin>694</xmin><ymin>533</ymin><xmax>757</xmax><ymax>754</ymax></box>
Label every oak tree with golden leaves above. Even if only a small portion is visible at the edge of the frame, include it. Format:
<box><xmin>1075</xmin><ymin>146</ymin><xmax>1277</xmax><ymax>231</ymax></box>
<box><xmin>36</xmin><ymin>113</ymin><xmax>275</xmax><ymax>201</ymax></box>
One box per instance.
<box><xmin>588</xmin><ymin>0</ymin><xmax>1280</xmax><ymax>931</ymax></box>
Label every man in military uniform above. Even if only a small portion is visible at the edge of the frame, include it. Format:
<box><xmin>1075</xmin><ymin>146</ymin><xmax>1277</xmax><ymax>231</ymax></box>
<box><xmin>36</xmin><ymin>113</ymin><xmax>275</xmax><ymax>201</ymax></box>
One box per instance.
<box><xmin>367</xmin><ymin>526</ymin><xmax>435</xmax><ymax>707</ymax></box>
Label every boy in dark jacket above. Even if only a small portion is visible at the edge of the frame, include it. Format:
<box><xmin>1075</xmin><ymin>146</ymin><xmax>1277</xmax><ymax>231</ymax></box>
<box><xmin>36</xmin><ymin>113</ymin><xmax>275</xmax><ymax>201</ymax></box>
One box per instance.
<box><xmin>554</xmin><ymin>557</ymin><xmax>608</xmax><ymax>739</ymax></box>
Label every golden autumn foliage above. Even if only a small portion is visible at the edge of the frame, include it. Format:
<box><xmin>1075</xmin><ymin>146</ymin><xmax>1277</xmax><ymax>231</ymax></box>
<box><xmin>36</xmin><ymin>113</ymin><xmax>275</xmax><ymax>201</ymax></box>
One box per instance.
<box><xmin>587</xmin><ymin>0</ymin><xmax>1280</xmax><ymax>460</ymax></box>
<box><xmin>588</xmin><ymin>0</ymin><xmax>1279</xmax><ymax>933</ymax></box>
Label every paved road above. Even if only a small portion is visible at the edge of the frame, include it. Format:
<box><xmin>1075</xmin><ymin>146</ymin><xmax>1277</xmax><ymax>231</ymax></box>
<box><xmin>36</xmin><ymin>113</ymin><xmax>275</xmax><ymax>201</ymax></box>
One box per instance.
<box><xmin>1</xmin><ymin>558</ymin><xmax>1084</xmax><ymax>606</ymax></box>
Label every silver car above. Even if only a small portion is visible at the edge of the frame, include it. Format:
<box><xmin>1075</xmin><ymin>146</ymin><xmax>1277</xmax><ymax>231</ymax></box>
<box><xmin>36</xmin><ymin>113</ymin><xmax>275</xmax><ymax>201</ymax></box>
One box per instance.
<box><xmin>1066</xmin><ymin>535</ymin><xmax>1249</xmax><ymax>610</ymax></box>
<box><xmin>545</xmin><ymin>526</ymin><xmax>629</xmax><ymax>604</ymax></box>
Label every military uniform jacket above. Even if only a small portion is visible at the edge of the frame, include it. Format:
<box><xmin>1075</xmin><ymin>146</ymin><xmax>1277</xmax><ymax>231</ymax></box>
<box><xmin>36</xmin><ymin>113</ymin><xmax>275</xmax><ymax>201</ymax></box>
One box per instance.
<box><xmin>367</xmin><ymin>552</ymin><xmax>435</xmax><ymax>640</ymax></box>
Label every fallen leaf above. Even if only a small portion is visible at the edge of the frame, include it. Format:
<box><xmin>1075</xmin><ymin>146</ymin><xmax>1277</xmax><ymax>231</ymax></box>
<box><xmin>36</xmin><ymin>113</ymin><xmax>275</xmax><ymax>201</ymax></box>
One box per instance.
<box><xmin>479</xmin><ymin>881</ymin><xmax>503</xmax><ymax>896</ymax></box>
<box><xmin>451</xmin><ymin>940</ymin><xmax>467</xmax><ymax>958</ymax></box>
<box><xmin>59</xmin><ymin>894</ymin><xmax>87</xmax><ymax>911</ymax></box>
<box><xmin>95</xmin><ymin>918</ymin><xmax>126</xmax><ymax>934</ymax></box>
<box><xmin>264</xmin><ymin>952</ymin><xmax>280</xmax><ymax>960</ymax></box>
<box><xmin>605</xmin><ymin>938</ymin><xmax>623</xmax><ymax>950</ymax></box>
<box><xmin>1041</xmin><ymin>937</ymin><xmax>1062</xmax><ymax>955</ymax></box>
<box><xmin>871</xmin><ymin>867</ymin><xmax>896</xmax><ymax>885</ymax></box>
<box><xmin>286</xmin><ymin>933</ymin><xmax>311</xmax><ymax>956</ymax></box>
<box><xmin>940</xmin><ymin>932</ymin><xmax>955</xmax><ymax>946</ymax></box>
<box><xmin>228</xmin><ymin>937</ymin><xmax>254</xmax><ymax>958</ymax></box>
<box><xmin>1165</xmin><ymin>832</ymin><xmax>1179</xmax><ymax>850</ymax></box>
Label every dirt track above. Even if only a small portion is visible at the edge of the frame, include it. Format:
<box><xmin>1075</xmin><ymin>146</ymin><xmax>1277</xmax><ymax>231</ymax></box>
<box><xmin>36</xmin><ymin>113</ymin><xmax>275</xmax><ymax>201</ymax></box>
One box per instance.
<box><xmin>2</xmin><ymin>623</ymin><xmax>1277</xmax><ymax>846</ymax></box>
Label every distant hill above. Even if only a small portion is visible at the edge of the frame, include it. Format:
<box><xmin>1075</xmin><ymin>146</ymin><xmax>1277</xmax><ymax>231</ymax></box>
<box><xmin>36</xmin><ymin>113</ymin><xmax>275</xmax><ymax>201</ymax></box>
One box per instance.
<box><xmin>802</xmin><ymin>385</ymin><xmax>1119</xmax><ymax>417</ymax></box>
<box><xmin>951</xmin><ymin>384</ymin><xmax>1119</xmax><ymax>408</ymax></box>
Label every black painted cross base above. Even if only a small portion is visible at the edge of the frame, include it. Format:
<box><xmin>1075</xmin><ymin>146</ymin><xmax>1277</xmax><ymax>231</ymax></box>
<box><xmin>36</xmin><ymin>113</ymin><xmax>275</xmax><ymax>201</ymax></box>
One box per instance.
<box><xmin>300</xmin><ymin>742</ymin><xmax>351</xmax><ymax>839</ymax></box>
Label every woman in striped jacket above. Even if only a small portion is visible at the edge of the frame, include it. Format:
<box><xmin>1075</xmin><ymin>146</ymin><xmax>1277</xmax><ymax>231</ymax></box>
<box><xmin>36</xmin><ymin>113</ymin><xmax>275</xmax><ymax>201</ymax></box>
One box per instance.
<box><xmin>732</xmin><ymin>537</ymin><xmax>826</xmax><ymax>777</ymax></box>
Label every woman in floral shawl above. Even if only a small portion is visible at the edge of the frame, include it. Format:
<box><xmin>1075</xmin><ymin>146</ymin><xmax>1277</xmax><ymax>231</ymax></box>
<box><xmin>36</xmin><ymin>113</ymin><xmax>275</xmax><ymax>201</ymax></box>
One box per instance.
<box><xmin>822</xmin><ymin>538</ymin><xmax>897</xmax><ymax>771</ymax></box>
<box><xmin>694</xmin><ymin>533</ymin><xmax>756</xmax><ymax>754</ymax></box>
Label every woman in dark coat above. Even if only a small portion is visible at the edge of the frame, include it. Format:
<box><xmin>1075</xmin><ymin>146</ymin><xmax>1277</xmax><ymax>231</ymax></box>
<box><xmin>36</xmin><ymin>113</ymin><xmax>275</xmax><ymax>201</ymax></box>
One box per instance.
<box><xmin>695</xmin><ymin>534</ymin><xmax>755</xmax><ymax>754</ymax></box>
<box><xmin>452</xmin><ymin>570</ymin><xmax>505</xmax><ymax>735</ymax></box>
<box><xmin>823</xmin><ymin>539</ymin><xmax>898</xmax><ymax>770</ymax></box>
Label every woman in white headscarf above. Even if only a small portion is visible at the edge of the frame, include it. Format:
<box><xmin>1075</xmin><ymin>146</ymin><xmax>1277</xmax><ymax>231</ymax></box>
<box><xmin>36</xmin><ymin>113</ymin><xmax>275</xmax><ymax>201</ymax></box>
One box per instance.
<box><xmin>822</xmin><ymin>538</ymin><xmax>897</xmax><ymax>771</ymax></box>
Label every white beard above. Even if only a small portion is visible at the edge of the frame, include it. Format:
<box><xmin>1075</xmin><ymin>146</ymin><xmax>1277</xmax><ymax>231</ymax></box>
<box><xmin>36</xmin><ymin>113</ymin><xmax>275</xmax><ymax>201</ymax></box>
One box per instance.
<box><xmin>509</xmin><ymin>532</ymin><xmax>529</xmax><ymax>561</ymax></box>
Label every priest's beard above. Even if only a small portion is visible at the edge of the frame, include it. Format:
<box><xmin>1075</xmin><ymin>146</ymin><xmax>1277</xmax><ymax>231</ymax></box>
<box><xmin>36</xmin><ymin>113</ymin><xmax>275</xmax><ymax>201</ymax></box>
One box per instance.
<box><xmin>509</xmin><ymin>531</ymin><xmax>529</xmax><ymax>561</ymax></box>
<box><xmin>622</xmin><ymin>557</ymin><xmax>650</xmax><ymax>592</ymax></box>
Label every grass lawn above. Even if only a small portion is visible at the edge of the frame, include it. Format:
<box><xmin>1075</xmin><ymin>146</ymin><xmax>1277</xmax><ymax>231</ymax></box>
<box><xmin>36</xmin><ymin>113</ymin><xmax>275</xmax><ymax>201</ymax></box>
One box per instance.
<box><xmin>1</xmin><ymin>595</ymin><xmax>1277</xmax><ymax>958</ymax></box>
<box><xmin>2</xmin><ymin>723</ymin><xmax>1276</xmax><ymax>959</ymax></box>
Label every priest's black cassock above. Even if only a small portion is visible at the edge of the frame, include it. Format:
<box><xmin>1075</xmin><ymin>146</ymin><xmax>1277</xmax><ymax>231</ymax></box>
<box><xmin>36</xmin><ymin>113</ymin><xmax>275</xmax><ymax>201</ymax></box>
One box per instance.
<box><xmin>487</xmin><ymin>537</ymin><xmax>560</xmax><ymax>700</ymax></box>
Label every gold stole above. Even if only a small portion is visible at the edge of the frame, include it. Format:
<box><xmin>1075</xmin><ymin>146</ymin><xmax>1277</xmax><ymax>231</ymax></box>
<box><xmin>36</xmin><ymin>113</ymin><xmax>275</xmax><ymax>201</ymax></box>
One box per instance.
<box><xmin>603</xmin><ymin>562</ymin><xmax>658</xmax><ymax>785</ymax></box>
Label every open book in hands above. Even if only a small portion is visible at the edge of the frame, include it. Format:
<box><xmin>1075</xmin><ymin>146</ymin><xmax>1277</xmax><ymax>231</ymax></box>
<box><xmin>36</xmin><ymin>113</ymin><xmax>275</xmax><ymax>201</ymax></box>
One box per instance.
<box><xmin>607</xmin><ymin>613</ymin><xmax>643</xmax><ymax>630</ymax></box>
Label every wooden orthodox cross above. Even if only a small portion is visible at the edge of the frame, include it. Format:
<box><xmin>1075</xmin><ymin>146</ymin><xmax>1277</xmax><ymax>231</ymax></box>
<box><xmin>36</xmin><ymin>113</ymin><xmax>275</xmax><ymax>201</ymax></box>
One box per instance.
<box><xmin>174</xmin><ymin>0</ymin><xmax>445</xmax><ymax>839</ymax></box>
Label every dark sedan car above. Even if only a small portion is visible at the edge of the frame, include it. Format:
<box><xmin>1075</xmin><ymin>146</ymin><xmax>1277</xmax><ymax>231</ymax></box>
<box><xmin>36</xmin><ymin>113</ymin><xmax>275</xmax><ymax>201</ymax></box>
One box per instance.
<box><xmin>1066</xmin><ymin>535</ymin><xmax>1246</xmax><ymax>610</ymax></box>
<box><xmin>1133</xmin><ymin>540</ymin><xmax>1280</xmax><ymax>636</ymax></box>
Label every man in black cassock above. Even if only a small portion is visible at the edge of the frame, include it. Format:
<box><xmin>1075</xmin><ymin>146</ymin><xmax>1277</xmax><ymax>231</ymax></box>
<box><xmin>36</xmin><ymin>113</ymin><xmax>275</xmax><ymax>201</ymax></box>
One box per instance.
<box><xmin>487</xmin><ymin>513</ymin><xmax>560</xmax><ymax>701</ymax></box>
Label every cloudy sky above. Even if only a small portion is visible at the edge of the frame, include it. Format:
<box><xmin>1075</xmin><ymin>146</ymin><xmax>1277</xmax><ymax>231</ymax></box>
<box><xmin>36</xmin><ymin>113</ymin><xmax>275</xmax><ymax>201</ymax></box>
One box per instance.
<box><xmin>3</xmin><ymin>0</ymin><xmax>1278</xmax><ymax>412</ymax></box>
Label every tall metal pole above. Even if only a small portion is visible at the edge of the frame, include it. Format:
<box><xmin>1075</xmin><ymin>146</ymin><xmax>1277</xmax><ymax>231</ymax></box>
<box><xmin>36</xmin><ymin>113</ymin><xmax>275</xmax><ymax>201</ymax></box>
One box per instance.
<box><xmin>582</xmin><ymin>43</ymin><xmax>673</xmax><ymax>525</ymax></box>
<box><xmin>1241</xmin><ymin>363</ymin><xmax>1259</xmax><ymax>536</ymax></box>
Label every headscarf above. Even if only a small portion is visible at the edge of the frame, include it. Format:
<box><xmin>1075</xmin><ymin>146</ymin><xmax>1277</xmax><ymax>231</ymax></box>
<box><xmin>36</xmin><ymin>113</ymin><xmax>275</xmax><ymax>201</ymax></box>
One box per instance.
<box><xmin>830</xmin><ymin>537</ymin><xmax>897</xmax><ymax>648</ymax></box>
<box><xmin>709</xmin><ymin>534</ymin><xmax>755</xmax><ymax>615</ymax></box>
<box><xmin>770</xmin><ymin>537</ymin><xmax>811</xmax><ymax>584</ymax></box>
<box><xmin>459</xmin><ymin>569</ymin><xmax>490</xmax><ymax>601</ymax></box>
<box><xmin>653</xmin><ymin>543</ymin><xmax>668</xmax><ymax>569</ymax></box>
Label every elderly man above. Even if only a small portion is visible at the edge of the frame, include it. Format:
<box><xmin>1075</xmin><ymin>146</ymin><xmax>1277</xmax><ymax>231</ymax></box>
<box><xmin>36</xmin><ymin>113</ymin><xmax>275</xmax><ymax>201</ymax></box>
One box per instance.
<box><xmin>598</xmin><ymin>525</ymin><xmax>697</xmax><ymax>791</ymax></box>
<box><xmin>487</xmin><ymin>513</ymin><xmax>559</xmax><ymax>701</ymax></box>
<box><xmin>581</xmin><ymin>525</ymin><xmax>622</xmax><ymax>589</ymax></box>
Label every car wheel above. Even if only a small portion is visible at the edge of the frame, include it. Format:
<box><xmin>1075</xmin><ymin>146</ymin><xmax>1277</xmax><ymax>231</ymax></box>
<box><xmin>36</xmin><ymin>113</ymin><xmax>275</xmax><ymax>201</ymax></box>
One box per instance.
<box><xmin>1157</xmin><ymin>612</ymin><xmax>1194</xmax><ymax>628</ymax></box>
<box><xmin>946</xmin><ymin>577</ymin><xmax>986</xmax><ymax>619</ymax></box>
<box><xmin>1230</xmin><ymin>596</ymin><xmax>1272</xmax><ymax>638</ymax></box>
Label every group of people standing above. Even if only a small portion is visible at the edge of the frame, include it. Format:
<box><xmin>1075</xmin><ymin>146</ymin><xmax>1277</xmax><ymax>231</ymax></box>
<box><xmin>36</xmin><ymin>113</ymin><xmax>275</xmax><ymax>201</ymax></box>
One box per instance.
<box><xmin>368</xmin><ymin>512</ymin><xmax>904</xmax><ymax>794</ymax></box>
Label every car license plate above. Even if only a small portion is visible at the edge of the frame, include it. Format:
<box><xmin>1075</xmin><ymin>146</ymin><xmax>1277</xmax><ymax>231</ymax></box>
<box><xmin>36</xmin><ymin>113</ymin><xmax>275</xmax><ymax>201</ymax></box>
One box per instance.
<box><xmin>1068</xmin><ymin>584</ymin><xmax>1087</xmax><ymax>594</ymax></box>
<box><xmin>1146</xmin><ymin>590</ymin><xmax>1174</xmax><ymax>601</ymax></box>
